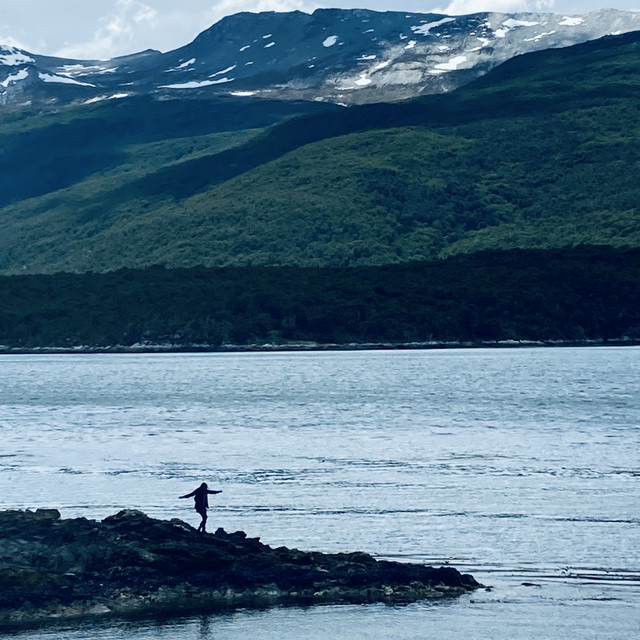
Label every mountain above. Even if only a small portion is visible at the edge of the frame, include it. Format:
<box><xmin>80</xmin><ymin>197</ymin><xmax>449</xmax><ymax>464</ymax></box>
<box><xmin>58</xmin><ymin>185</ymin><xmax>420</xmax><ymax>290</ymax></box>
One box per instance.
<box><xmin>1</xmin><ymin>8</ymin><xmax>639</xmax><ymax>108</ymax></box>
<box><xmin>0</xmin><ymin>29</ymin><xmax>639</xmax><ymax>275</ymax></box>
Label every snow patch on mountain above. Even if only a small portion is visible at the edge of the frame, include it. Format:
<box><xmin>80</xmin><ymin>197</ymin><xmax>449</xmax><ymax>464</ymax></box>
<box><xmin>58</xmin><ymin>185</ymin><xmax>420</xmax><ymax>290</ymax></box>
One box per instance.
<box><xmin>0</xmin><ymin>46</ymin><xmax>34</xmax><ymax>66</ymax></box>
<box><xmin>1</xmin><ymin>68</ymin><xmax>28</xmax><ymax>87</ymax></box>
<box><xmin>525</xmin><ymin>31</ymin><xmax>557</xmax><ymax>42</ymax></box>
<box><xmin>83</xmin><ymin>93</ymin><xmax>129</xmax><ymax>104</ymax></box>
<box><xmin>211</xmin><ymin>65</ymin><xmax>236</xmax><ymax>77</ymax></box>
<box><xmin>560</xmin><ymin>16</ymin><xmax>584</xmax><ymax>26</ymax></box>
<box><xmin>0</xmin><ymin>47</ymin><xmax>35</xmax><ymax>67</ymax></box>
<box><xmin>411</xmin><ymin>18</ymin><xmax>456</xmax><ymax>36</ymax></box>
<box><xmin>431</xmin><ymin>55</ymin><xmax>469</xmax><ymax>74</ymax></box>
<box><xmin>503</xmin><ymin>18</ymin><xmax>540</xmax><ymax>28</ymax></box>
<box><xmin>38</xmin><ymin>73</ymin><xmax>95</xmax><ymax>87</ymax></box>
<box><xmin>58</xmin><ymin>63</ymin><xmax>108</xmax><ymax>76</ymax></box>
<box><xmin>161</xmin><ymin>77</ymin><xmax>234</xmax><ymax>89</ymax></box>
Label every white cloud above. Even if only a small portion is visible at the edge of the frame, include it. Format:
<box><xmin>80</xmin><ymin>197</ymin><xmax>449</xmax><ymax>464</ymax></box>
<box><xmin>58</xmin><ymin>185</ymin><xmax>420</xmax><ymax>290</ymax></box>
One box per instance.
<box><xmin>0</xmin><ymin>34</ymin><xmax>30</xmax><ymax>50</ymax></box>
<box><xmin>435</xmin><ymin>0</ymin><xmax>555</xmax><ymax>14</ymax></box>
<box><xmin>55</xmin><ymin>0</ymin><xmax>159</xmax><ymax>59</ymax></box>
<box><xmin>0</xmin><ymin>20</ymin><xmax>45</xmax><ymax>53</ymax></box>
<box><xmin>131</xmin><ymin>4</ymin><xmax>158</xmax><ymax>23</ymax></box>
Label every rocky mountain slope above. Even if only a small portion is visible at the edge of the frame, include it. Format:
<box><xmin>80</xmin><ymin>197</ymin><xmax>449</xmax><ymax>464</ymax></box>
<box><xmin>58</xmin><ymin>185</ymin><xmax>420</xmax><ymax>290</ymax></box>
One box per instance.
<box><xmin>1</xmin><ymin>8</ymin><xmax>639</xmax><ymax>107</ymax></box>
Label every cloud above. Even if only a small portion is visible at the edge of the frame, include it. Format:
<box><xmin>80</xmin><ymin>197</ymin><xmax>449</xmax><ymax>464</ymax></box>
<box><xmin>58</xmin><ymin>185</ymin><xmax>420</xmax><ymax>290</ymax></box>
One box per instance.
<box><xmin>0</xmin><ymin>34</ymin><xmax>31</xmax><ymax>50</ymax></box>
<box><xmin>435</xmin><ymin>0</ymin><xmax>555</xmax><ymax>14</ymax></box>
<box><xmin>0</xmin><ymin>20</ymin><xmax>45</xmax><ymax>53</ymax></box>
<box><xmin>54</xmin><ymin>0</ymin><xmax>159</xmax><ymax>59</ymax></box>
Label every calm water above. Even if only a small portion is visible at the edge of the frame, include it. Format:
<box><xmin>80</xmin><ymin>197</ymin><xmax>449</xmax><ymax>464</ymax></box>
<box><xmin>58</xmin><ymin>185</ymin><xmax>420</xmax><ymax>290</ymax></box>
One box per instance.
<box><xmin>0</xmin><ymin>348</ymin><xmax>638</xmax><ymax>639</ymax></box>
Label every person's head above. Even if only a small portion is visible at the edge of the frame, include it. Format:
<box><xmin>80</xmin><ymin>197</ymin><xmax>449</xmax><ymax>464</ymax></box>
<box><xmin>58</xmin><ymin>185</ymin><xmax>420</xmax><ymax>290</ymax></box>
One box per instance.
<box><xmin>200</xmin><ymin>482</ymin><xmax>208</xmax><ymax>489</ymax></box>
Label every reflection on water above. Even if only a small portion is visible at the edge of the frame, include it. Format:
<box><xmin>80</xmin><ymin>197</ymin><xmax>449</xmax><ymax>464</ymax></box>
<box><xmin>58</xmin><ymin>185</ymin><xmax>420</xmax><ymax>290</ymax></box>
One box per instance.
<box><xmin>0</xmin><ymin>347</ymin><xmax>638</xmax><ymax>639</ymax></box>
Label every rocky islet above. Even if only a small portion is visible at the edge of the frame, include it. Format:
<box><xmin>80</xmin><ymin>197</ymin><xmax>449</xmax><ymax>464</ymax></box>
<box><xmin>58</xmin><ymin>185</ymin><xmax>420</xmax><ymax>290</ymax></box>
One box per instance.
<box><xmin>0</xmin><ymin>508</ymin><xmax>481</xmax><ymax>627</ymax></box>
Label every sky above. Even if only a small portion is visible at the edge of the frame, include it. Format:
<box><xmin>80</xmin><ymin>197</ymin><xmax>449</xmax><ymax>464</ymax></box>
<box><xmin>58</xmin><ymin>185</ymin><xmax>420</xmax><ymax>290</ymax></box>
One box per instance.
<box><xmin>0</xmin><ymin>0</ymin><xmax>638</xmax><ymax>59</ymax></box>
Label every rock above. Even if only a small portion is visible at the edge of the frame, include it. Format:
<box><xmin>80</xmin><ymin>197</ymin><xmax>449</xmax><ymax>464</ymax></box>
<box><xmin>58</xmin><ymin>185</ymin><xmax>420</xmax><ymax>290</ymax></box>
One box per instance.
<box><xmin>0</xmin><ymin>509</ymin><xmax>481</xmax><ymax>628</ymax></box>
<box><xmin>34</xmin><ymin>509</ymin><xmax>61</xmax><ymax>521</ymax></box>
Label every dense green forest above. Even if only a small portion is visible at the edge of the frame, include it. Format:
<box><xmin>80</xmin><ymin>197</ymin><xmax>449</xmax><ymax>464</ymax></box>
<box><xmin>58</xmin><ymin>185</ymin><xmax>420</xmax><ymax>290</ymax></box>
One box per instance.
<box><xmin>1</xmin><ymin>247</ymin><xmax>638</xmax><ymax>349</ymax></box>
<box><xmin>0</xmin><ymin>32</ymin><xmax>639</xmax><ymax>274</ymax></box>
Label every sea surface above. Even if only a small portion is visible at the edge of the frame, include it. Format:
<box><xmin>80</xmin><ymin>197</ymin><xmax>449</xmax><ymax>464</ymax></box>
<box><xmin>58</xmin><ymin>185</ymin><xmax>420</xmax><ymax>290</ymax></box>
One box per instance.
<box><xmin>0</xmin><ymin>347</ymin><xmax>638</xmax><ymax>639</ymax></box>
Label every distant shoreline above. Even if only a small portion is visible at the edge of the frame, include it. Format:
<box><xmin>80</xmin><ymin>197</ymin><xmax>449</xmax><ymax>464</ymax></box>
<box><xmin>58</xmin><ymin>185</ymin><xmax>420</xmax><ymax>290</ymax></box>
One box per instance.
<box><xmin>1</xmin><ymin>338</ymin><xmax>638</xmax><ymax>356</ymax></box>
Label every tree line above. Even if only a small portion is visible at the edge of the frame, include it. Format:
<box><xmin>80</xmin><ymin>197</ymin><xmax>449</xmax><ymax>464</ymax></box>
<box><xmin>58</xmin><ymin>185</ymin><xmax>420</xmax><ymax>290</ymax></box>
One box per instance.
<box><xmin>0</xmin><ymin>246</ymin><xmax>638</xmax><ymax>349</ymax></box>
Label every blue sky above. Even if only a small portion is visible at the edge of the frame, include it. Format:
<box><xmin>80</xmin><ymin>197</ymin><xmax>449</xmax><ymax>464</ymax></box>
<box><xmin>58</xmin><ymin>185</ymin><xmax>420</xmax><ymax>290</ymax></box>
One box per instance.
<box><xmin>1</xmin><ymin>0</ymin><xmax>638</xmax><ymax>59</ymax></box>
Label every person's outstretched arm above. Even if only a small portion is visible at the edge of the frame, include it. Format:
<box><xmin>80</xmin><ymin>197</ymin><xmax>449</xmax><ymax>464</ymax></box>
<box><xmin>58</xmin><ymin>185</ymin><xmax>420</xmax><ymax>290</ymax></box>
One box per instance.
<box><xmin>179</xmin><ymin>490</ymin><xmax>196</xmax><ymax>499</ymax></box>
<box><xmin>207</xmin><ymin>490</ymin><xmax>222</xmax><ymax>495</ymax></box>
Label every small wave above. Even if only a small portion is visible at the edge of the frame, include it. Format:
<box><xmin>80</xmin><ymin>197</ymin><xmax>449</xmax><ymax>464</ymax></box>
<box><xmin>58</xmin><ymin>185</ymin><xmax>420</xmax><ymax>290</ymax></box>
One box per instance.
<box><xmin>612</xmin><ymin>469</ymin><xmax>640</xmax><ymax>477</ymax></box>
<box><xmin>471</xmin><ymin>563</ymin><xmax>640</xmax><ymax>586</ymax></box>
<box><xmin>295</xmin><ymin>456</ymin><xmax>420</xmax><ymax>470</ymax></box>
<box><xmin>477</xmin><ymin>512</ymin><xmax>529</xmax><ymax>519</ymax></box>
<box><xmin>560</xmin><ymin>568</ymin><xmax>640</xmax><ymax>584</ymax></box>
<box><xmin>376</xmin><ymin>552</ymin><xmax>467</xmax><ymax>565</ymax></box>
<box><xmin>227</xmin><ymin>505</ymin><xmax>472</xmax><ymax>518</ymax></box>
<box><xmin>535</xmin><ymin>515</ymin><xmax>640</xmax><ymax>525</ymax></box>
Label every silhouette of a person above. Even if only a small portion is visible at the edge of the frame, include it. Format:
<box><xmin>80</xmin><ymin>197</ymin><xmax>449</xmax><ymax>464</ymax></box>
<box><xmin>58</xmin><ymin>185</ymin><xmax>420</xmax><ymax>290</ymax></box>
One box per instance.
<box><xmin>179</xmin><ymin>482</ymin><xmax>222</xmax><ymax>533</ymax></box>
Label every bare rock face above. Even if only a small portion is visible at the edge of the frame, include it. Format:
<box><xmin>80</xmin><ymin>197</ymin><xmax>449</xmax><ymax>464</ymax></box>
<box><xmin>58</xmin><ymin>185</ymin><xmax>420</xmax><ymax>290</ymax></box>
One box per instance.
<box><xmin>1</xmin><ymin>9</ymin><xmax>640</xmax><ymax>107</ymax></box>
<box><xmin>0</xmin><ymin>509</ymin><xmax>481</xmax><ymax>627</ymax></box>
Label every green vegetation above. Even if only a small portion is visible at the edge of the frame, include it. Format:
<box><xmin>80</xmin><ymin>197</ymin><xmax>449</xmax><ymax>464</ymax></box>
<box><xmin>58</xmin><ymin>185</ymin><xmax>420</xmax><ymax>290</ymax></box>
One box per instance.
<box><xmin>0</xmin><ymin>32</ymin><xmax>639</xmax><ymax>274</ymax></box>
<box><xmin>1</xmin><ymin>247</ymin><xmax>638</xmax><ymax>348</ymax></box>
<box><xmin>0</xmin><ymin>95</ymin><xmax>337</xmax><ymax>209</ymax></box>
<box><xmin>1</xmin><ymin>34</ymin><xmax>639</xmax><ymax>348</ymax></box>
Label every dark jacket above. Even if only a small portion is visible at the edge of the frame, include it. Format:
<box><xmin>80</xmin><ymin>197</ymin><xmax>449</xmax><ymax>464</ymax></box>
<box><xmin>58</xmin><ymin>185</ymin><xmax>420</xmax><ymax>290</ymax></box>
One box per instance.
<box><xmin>181</xmin><ymin>486</ymin><xmax>221</xmax><ymax>512</ymax></box>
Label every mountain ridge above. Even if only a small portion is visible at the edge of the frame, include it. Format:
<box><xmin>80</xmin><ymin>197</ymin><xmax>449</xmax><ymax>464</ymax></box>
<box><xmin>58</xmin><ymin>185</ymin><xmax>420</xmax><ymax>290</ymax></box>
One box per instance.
<box><xmin>2</xmin><ymin>8</ymin><xmax>639</xmax><ymax>107</ymax></box>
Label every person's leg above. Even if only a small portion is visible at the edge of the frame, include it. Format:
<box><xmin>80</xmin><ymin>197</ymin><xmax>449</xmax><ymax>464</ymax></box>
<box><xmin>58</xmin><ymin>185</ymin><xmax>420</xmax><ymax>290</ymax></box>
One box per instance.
<box><xmin>196</xmin><ymin>507</ymin><xmax>207</xmax><ymax>532</ymax></box>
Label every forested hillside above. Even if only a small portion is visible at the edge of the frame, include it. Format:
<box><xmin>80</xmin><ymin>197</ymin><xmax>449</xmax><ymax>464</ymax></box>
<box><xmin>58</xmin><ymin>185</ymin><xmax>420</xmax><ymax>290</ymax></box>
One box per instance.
<box><xmin>0</xmin><ymin>32</ymin><xmax>639</xmax><ymax>274</ymax></box>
